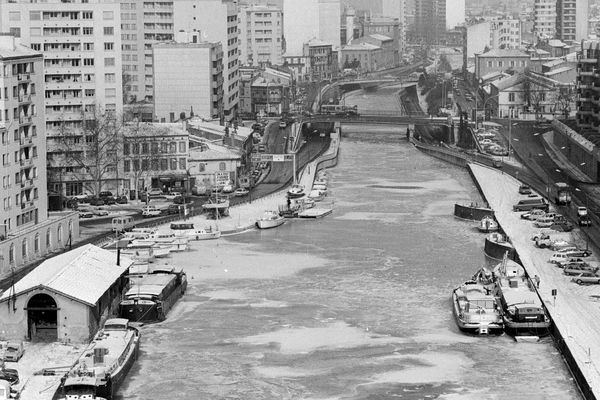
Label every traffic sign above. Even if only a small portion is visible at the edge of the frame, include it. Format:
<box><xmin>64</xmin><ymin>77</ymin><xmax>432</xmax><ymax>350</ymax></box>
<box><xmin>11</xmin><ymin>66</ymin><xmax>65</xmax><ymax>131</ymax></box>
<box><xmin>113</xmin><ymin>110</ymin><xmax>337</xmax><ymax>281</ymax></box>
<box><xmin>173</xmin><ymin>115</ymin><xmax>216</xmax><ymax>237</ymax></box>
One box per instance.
<box><xmin>251</xmin><ymin>154</ymin><xmax>294</xmax><ymax>162</ymax></box>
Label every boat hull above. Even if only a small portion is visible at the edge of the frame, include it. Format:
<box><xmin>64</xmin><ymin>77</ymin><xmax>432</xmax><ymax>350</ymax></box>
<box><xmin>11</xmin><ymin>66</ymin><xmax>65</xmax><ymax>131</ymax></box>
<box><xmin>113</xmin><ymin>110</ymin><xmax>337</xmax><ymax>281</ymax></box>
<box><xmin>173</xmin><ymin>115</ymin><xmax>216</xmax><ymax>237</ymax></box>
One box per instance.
<box><xmin>193</xmin><ymin>231</ymin><xmax>221</xmax><ymax>240</ymax></box>
<box><xmin>256</xmin><ymin>219</ymin><xmax>285</xmax><ymax>229</ymax></box>
<box><xmin>484</xmin><ymin>235</ymin><xmax>515</xmax><ymax>261</ymax></box>
<box><xmin>502</xmin><ymin>318</ymin><xmax>551</xmax><ymax>337</ymax></box>
<box><xmin>97</xmin><ymin>328</ymin><xmax>140</xmax><ymax>400</ymax></box>
<box><xmin>454</xmin><ymin>203</ymin><xmax>494</xmax><ymax>221</ymax></box>
<box><xmin>451</xmin><ymin>292</ymin><xmax>503</xmax><ymax>335</ymax></box>
<box><xmin>119</xmin><ymin>275</ymin><xmax>187</xmax><ymax>323</ymax></box>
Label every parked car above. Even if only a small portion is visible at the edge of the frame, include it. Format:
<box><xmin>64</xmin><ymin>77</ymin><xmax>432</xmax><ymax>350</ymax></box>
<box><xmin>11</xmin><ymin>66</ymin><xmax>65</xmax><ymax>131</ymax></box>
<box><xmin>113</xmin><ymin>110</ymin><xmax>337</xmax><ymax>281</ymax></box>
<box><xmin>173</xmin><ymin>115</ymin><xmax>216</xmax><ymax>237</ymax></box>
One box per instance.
<box><xmin>222</xmin><ymin>183</ymin><xmax>234</xmax><ymax>193</ymax></box>
<box><xmin>521</xmin><ymin>209</ymin><xmax>547</xmax><ymax>221</ymax></box>
<box><xmin>534</xmin><ymin>215</ymin><xmax>555</xmax><ymax>228</ymax></box>
<box><xmin>78</xmin><ymin>211</ymin><xmax>94</xmax><ymax>219</ymax></box>
<box><xmin>142</xmin><ymin>205</ymin><xmax>162</xmax><ymax>217</ymax></box>
<box><xmin>531</xmin><ymin>231</ymin><xmax>551</xmax><ymax>241</ymax></box>
<box><xmin>93</xmin><ymin>209</ymin><xmax>109</xmax><ymax>217</ymax></box>
<box><xmin>65</xmin><ymin>198</ymin><xmax>79</xmax><ymax>209</ymax></box>
<box><xmin>234</xmin><ymin>188</ymin><xmax>249</xmax><ymax>197</ymax></box>
<box><xmin>98</xmin><ymin>191</ymin><xmax>113</xmax><ymax>199</ymax></box>
<box><xmin>551</xmin><ymin>220</ymin><xmax>574</xmax><ymax>232</ymax></box>
<box><xmin>173</xmin><ymin>195</ymin><xmax>193</xmax><ymax>205</ymax></box>
<box><xmin>518</xmin><ymin>184</ymin><xmax>532</xmax><ymax>195</ymax></box>
<box><xmin>513</xmin><ymin>197</ymin><xmax>549</xmax><ymax>212</ymax></box>
<box><xmin>116</xmin><ymin>195</ymin><xmax>128</xmax><ymax>204</ymax></box>
<box><xmin>572</xmin><ymin>273</ymin><xmax>600</xmax><ymax>285</ymax></box>
<box><xmin>556</xmin><ymin>258</ymin><xmax>586</xmax><ymax>269</ymax></box>
<box><xmin>74</xmin><ymin>194</ymin><xmax>91</xmax><ymax>203</ymax></box>
<box><xmin>147</xmin><ymin>188</ymin><xmax>164</xmax><ymax>197</ymax></box>
<box><xmin>3</xmin><ymin>342</ymin><xmax>24</xmax><ymax>362</ymax></box>
<box><xmin>191</xmin><ymin>185</ymin><xmax>208</xmax><ymax>196</ymax></box>
<box><xmin>89</xmin><ymin>197</ymin><xmax>105</xmax><ymax>206</ymax></box>
<box><xmin>103</xmin><ymin>196</ymin><xmax>116</xmax><ymax>205</ymax></box>
<box><xmin>563</xmin><ymin>262</ymin><xmax>599</xmax><ymax>276</ymax></box>
<box><xmin>0</xmin><ymin>365</ymin><xmax>19</xmax><ymax>386</ymax></box>
<box><xmin>166</xmin><ymin>204</ymin><xmax>181</xmax><ymax>215</ymax></box>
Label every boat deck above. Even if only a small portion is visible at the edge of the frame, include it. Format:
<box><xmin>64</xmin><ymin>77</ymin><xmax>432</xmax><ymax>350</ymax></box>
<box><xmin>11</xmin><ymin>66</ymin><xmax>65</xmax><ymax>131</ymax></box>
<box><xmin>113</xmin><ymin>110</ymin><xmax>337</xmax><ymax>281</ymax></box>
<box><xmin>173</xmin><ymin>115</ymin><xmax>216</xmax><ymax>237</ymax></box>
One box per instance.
<box><xmin>298</xmin><ymin>208</ymin><xmax>333</xmax><ymax>218</ymax></box>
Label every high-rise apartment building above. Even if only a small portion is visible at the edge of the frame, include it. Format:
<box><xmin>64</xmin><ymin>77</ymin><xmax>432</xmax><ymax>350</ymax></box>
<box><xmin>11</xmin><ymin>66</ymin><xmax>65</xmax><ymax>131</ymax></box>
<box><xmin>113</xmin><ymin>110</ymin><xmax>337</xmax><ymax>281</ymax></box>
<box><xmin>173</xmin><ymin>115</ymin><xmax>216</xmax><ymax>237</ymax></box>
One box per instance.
<box><xmin>153</xmin><ymin>40</ymin><xmax>224</xmax><ymax>122</ymax></box>
<box><xmin>379</xmin><ymin>0</ymin><xmax>406</xmax><ymax>53</ymax></box>
<box><xmin>0</xmin><ymin>0</ymin><xmax>123</xmax><ymax>197</ymax></box>
<box><xmin>533</xmin><ymin>0</ymin><xmax>557</xmax><ymax>40</ymax></box>
<box><xmin>120</xmin><ymin>0</ymin><xmax>174</xmax><ymax>104</ymax></box>
<box><xmin>445</xmin><ymin>0</ymin><xmax>465</xmax><ymax>29</ymax></box>
<box><xmin>556</xmin><ymin>0</ymin><xmax>589</xmax><ymax>43</ymax></box>
<box><xmin>414</xmin><ymin>0</ymin><xmax>446</xmax><ymax>44</ymax></box>
<box><xmin>0</xmin><ymin>34</ymin><xmax>79</xmax><ymax>275</ymax></box>
<box><xmin>173</xmin><ymin>0</ymin><xmax>239</xmax><ymax>122</ymax></box>
<box><xmin>283</xmin><ymin>0</ymin><xmax>341</xmax><ymax>56</ymax></box>
<box><xmin>238</xmin><ymin>4</ymin><xmax>283</xmax><ymax>66</ymax></box>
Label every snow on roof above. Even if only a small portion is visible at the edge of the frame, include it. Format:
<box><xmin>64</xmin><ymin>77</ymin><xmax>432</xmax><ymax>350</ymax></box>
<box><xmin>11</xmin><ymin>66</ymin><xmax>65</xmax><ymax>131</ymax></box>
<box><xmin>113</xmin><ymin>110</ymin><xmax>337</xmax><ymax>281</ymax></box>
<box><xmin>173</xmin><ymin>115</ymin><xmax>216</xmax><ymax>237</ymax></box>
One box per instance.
<box><xmin>0</xmin><ymin>244</ymin><xmax>132</xmax><ymax>306</ymax></box>
<box><xmin>542</xmin><ymin>58</ymin><xmax>566</xmax><ymax>68</ymax></box>
<box><xmin>477</xmin><ymin>48</ymin><xmax>529</xmax><ymax>58</ymax></box>
<box><xmin>544</xmin><ymin>66</ymin><xmax>574</xmax><ymax>76</ymax></box>
<box><xmin>368</xmin><ymin>33</ymin><xmax>392</xmax><ymax>42</ymax></box>
<box><xmin>188</xmin><ymin>119</ymin><xmax>252</xmax><ymax>139</ymax></box>
<box><xmin>491</xmin><ymin>73</ymin><xmax>526</xmax><ymax>91</ymax></box>
<box><xmin>189</xmin><ymin>144</ymin><xmax>242</xmax><ymax>161</ymax></box>
<box><xmin>342</xmin><ymin>43</ymin><xmax>381</xmax><ymax>51</ymax></box>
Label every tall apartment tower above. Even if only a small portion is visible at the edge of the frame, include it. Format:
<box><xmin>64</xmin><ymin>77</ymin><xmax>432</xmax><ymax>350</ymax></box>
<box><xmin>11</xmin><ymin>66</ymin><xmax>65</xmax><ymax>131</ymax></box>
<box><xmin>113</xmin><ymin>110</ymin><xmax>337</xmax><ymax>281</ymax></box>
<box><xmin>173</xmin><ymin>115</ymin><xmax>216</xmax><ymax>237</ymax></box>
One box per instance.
<box><xmin>0</xmin><ymin>0</ymin><xmax>123</xmax><ymax>197</ymax></box>
<box><xmin>120</xmin><ymin>0</ymin><xmax>174</xmax><ymax>104</ymax></box>
<box><xmin>414</xmin><ymin>0</ymin><xmax>446</xmax><ymax>44</ymax></box>
<box><xmin>556</xmin><ymin>0</ymin><xmax>589</xmax><ymax>43</ymax></box>
<box><xmin>283</xmin><ymin>0</ymin><xmax>341</xmax><ymax>56</ymax></box>
<box><xmin>533</xmin><ymin>0</ymin><xmax>557</xmax><ymax>40</ymax></box>
<box><xmin>173</xmin><ymin>0</ymin><xmax>239</xmax><ymax>122</ymax></box>
<box><xmin>0</xmin><ymin>35</ymin><xmax>46</xmax><ymax>238</ymax></box>
<box><xmin>576</xmin><ymin>40</ymin><xmax>599</xmax><ymax>132</ymax></box>
<box><xmin>238</xmin><ymin>4</ymin><xmax>283</xmax><ymax>66</ymax></box>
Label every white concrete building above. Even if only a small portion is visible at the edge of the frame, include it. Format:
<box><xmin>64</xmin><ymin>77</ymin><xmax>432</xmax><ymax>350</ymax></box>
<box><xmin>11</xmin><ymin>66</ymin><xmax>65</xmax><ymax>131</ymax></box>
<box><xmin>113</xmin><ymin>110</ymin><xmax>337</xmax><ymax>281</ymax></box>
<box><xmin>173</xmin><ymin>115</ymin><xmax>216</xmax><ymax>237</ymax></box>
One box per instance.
<box><xmin>0</xmin><ymin>0</ymin><xmax>124</xmax><ymax>197</ymax></box>
<box><xmin>119</xmin><ymin>0</ymin><xmax>174</xmax><ymax>104</ymax></box>
<box><xmin>0</xmin><ymin>35</ymin><xmax>78</xmax><ymax>280</ymax></box>
<box><xmin>173</xmin><ymin>0</ymin><xmax>239</xmax><ymax>122</ymax></box>
<box><xmin>534</xmin><ymin>0</ymin><xmax>557</xmax><ymax>40</ymax></box>
<box><xmin>445</xmin><ymin>0</ymin><xmax>465</xmax><ymax>29</ymax></box>
<box><xmin>238</xmin><ymin>4</ymin><xmax>283</xmax><ymax>66</ymax></box>
<box><xmin>283</xmin><ymin>0</ymin><xmax>341</xmax><ymax>56</ymax></box>
<box><xmin>153</xmin><ymin>41</ymin><xmax>224</xmax><ymax>123</ymax></box>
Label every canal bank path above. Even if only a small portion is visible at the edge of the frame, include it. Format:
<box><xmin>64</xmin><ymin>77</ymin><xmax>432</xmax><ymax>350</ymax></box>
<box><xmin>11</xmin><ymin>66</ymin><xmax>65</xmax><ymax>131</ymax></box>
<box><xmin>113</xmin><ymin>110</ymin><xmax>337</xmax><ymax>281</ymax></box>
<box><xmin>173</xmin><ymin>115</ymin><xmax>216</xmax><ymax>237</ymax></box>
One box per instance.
<box><xmin>469</xmin><ymin>162</ymin><xmax>600</xmax><ymax>399</ymax></box>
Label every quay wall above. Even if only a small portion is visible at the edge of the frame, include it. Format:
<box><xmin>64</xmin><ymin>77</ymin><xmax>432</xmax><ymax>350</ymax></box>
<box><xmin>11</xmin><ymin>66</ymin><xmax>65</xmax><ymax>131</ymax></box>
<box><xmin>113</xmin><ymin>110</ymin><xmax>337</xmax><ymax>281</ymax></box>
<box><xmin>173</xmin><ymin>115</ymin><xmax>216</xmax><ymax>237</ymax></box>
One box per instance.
<box><xmin>413</xmin><ymin>141</ymin><xmax>595</xmax><ymax>399</ymax></box>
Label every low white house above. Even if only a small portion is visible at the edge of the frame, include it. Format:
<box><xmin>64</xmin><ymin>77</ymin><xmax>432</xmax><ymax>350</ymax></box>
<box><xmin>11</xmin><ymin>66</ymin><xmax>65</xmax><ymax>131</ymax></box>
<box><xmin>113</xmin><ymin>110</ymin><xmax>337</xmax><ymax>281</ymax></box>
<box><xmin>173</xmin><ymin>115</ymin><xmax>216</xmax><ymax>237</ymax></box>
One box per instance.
<box><xmin>0</xmin><ymin>244</ymin><xmax>132</xmax><ymax>343</ymax></box>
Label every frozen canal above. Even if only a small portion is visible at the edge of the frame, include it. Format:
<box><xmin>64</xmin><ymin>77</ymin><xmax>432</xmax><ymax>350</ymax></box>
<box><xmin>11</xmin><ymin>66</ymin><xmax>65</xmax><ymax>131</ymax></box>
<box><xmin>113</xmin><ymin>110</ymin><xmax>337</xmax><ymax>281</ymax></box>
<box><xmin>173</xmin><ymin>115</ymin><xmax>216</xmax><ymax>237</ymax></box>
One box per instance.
<box><xmin>119</xmin><ymin>131</ymin><xmax>580</xmax><ymax>399</ymax></box>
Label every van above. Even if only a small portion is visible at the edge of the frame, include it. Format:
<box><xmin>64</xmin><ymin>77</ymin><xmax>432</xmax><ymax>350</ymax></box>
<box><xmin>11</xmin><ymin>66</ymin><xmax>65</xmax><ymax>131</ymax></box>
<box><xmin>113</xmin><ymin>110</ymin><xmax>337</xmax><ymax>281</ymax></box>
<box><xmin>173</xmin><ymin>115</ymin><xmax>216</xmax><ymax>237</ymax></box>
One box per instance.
<box><xmin>512</xmin><ymin>197</ymin><xmax>549</xmax><ymax>212</ymax></box>
<box><xmin>111</xmin><ymin>216</ymin><xmax>135</xmax><ymax>232</ymax></box>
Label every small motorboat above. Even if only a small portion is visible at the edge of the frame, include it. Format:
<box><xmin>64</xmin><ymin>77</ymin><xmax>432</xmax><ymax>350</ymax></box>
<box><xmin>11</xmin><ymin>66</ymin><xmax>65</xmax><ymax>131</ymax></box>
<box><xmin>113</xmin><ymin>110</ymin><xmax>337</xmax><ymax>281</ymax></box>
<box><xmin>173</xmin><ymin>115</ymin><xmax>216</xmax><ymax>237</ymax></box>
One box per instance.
<box><xmin>193</xmin><ymin>227</ymin><xmax>221</xmax><ymax>240</ymax></box>
<box><xmin>312</xmin><ymin>184</ymin><xmax>327</xmax><ymax>191</ymax></box>
<box><xmin>478</xmin><ymin>216</ymin><xmax>499</xmax><ymax>233</ymax></box>
<box><xmin>287</xmin><ymin>184</ymin><xmax>305</xmax><ymax>199</ymax></box>
<box><xmin>256</xmin><ymin>211</ymin><xmax>285</xmax><ymax>229</ymax></box>
<box><xmin>452</xmin><ymin>280</ymin><xmax>503</xmax><ymax>335</ymax></box>
<box><xmin>314</xmin><ymin>178</ymin><xmax>328</xmax><ymax>186</ymax></box>
<box><xmin>308</xmin><ymin>189</ymin><xmax>325</xmax><ymax>201</ymax></box>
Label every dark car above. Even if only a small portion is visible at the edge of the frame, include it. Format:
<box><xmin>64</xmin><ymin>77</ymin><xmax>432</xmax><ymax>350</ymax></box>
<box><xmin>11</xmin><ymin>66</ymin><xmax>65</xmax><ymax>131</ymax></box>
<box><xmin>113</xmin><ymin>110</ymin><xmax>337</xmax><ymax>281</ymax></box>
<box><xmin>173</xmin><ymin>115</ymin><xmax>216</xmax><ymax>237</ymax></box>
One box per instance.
<box><xmin>98</xmin><ymin>191</ymin><xmax>114</xmax><ymax>198</ymax></box>
<box><xmin>0</xmin><ymin>366</ymin><xmax>19</xmax><ymax>386</ymax></box>
<box><xmin>89</xmin><ymin>197</ymin><xmax>105</xmax><ymax>206</ymax></box>
<box><xmin>580</xmin><ymin>215</ymin><xmax>593</xmax><ymax>227</ymax></box>
<box><xmin>518</xmin><ymin>184</ymin><xmax>532</xmax><ymax>195</ymax></box>
<box><xmin>551</xmin><ymin>221</ymin><xmax>574</xmax><ymax>232</ymax></box>
<box><xmin>103</xmin><ymin>196</ymin><xmax>116</xmax><ymax>205</ymax></box>
<box><xmin>116</xmin><ymin>195</ymin><xmax>128</xmax><ymax>204</ymax></box>
<box><xmin>66</xmin><ymin>198</ymin><xmax>79</xmax><ymax>209</ymax></box>
<box><xmin>166</xmin><ymin>204</ymin><xmax>181</xmax><ymax>214</ymax></box>
<box><xmin>173</xmin><ymin>195</ymin><xmax>193</xmax><ymax>205</ymax></box>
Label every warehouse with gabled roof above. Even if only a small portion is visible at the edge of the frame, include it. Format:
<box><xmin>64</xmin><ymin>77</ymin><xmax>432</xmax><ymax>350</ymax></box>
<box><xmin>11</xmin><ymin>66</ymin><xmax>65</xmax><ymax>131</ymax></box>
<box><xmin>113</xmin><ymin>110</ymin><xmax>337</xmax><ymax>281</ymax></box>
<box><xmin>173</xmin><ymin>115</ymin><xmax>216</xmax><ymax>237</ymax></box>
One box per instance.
<box><xmin>0</xmin><ymin>244</ymin><xmax>132</xmax><ymax>343</ymax></box>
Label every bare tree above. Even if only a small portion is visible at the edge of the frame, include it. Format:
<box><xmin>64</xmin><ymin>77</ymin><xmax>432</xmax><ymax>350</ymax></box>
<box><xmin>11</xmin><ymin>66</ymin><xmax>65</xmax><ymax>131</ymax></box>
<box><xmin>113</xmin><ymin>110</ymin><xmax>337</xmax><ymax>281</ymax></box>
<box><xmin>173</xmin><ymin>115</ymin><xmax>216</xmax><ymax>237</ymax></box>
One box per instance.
<box><xmin>554</xmin><ymin>86</ymin><xmax>575</xmax><ymax>119</ymax></box>
<box><xmin>523</xmin><ymin>79</ymin><xmax>545</xmax><ymax>120</ymax></box>
<box><xmin>51</xmin><ymin>106</ymin><xmax>123</xmax><ymax>196</ymax></box>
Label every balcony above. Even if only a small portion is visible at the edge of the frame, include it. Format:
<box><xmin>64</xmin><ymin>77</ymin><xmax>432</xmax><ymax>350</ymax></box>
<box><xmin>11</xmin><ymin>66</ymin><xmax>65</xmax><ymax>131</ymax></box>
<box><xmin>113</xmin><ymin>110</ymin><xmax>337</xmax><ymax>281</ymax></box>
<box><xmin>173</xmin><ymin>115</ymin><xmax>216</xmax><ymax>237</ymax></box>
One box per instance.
<box><xmin>19</xmin><ymin>158</ymin><xmax>33</xmax><ymax>167</ymax></box>
<box><xmin>18</xmin><ymin>115</ymin><xmax>33</xmax><ymax>125</ymax></box>
<box><xmin>19</xmin><ymin>136</ymin><xmax>33</xmax><ymax>146</ymax></box>
<box><xmin>18</xmin><ymin>93</ymin><xmax>32</xmax><ymax>103</ymax></box>
<box><xmin>580</xmin><ymin>71</ymin><xmax>595</xmax><ymax>77</ymax></box>
<box><xmin>20</xmin><ymin>178</ymin><xmax>34</xmax><ymax>189</ymax></box>
<box><xmin>20</xmin><ymin>200</ymin><xmax>34</xmax><ymax>210</ymax></box>
<box><xmin>17</xmin><ymin>73</ymin><xmax>31</xmax><ymax>82</ymax></box>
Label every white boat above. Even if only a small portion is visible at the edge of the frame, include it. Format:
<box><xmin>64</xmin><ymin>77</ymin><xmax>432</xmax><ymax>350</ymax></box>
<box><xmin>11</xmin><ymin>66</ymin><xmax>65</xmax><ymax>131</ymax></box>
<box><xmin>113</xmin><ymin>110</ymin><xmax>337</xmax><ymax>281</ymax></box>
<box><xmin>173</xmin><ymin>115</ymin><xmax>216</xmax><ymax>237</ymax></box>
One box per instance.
<box><xmin>120</xmin><ymin>243</ymin><xmax>155</xmax><ymax>263</ymax></box>
<box><xmin>312</xmin><ymin>184</ymin><xmax>327</xmax><ymax>191</ymax></box>
<box><xmin>478</xmin><ymin>216</ymin><xmax>499</xmax><ymax>233</ymax></box>
<box><xmin>147</xmin><ymin>231</ymin><xmax>189</xmax><ymax>251</ymax></box>
<box><xmin>130</xmin><ymin>239</ymin><xmax>178</xmax><ymax>254</ymax></box>
<box><xmin>308</xmin><ymin>189</ymin><xmax>326</xmax><ymax>201</ymax></box>
<box><xmin>314</xmin><ymin>178</ymin><xmax>328</xmax><ymax>186</ymax></box>
<box><xmin>452</xmin><ymin>280</ymin><xmax>503</xmax><ymax>335</ymax></box>
<box><xmin>193</xmin><ymin>227</ymin><xmax>221</xmax><ymax>240</ymax></box>
<box><xmin>256</xmin><ymin>211</ymin><xmax>285</xmax><ymax>229</ymax></box>
<box><xmin>287</xmin><ymin>184</ymin><xmax>305</xmax><ymax>198</ymax></box>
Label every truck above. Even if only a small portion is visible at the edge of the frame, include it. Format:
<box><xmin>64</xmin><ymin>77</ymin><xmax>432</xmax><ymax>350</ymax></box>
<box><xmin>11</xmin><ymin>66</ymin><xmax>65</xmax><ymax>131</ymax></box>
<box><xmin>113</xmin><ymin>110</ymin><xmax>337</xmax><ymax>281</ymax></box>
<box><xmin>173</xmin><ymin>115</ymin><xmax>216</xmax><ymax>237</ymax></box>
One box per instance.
<box><xmin>552</xmin><ymin>182</ymin><xmax>571</xmax><ymax>205</ymax></box>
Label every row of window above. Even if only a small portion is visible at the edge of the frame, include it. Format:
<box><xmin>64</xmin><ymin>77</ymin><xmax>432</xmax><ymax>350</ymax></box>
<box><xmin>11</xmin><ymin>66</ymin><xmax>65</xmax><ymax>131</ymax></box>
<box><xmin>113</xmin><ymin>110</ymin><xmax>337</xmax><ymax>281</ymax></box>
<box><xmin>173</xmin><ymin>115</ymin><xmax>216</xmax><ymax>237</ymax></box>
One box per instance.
<box><xmin>123</xmin><ymin>140</ymin><xmax>186</xmax><ymax>155</ymax></box>
<box><xmin>485</xmin><ymin>59</ymin><xmax>527</xmax><ymax>68</ymax></box>
<box><xmin>3</xmin><ymin>221</ymin><xmax>71</xmax><ymax>265</ymax></box>
<box><xmin>123</xmin><ymin>157</ymin><xmax>186</xmax><ymax>172</ymax></box>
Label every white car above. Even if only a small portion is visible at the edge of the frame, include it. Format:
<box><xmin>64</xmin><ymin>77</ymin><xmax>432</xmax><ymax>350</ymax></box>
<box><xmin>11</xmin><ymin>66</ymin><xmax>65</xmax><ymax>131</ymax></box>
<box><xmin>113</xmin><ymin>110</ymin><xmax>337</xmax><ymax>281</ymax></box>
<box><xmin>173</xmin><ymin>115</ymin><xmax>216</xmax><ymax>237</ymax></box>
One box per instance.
<box><xmin>142</xmin><ymin>206</ymin><xmax>161</xmax><ymax>217</ymax></box>
<box><xmin>147</xmin><ymin>188</ymin><xmax>164</xmax><ymax>197</ymax></box>
<box><xmin>234</xmin><ymin>188</ymin><xmax>249</xmax><ymax>197</ymax></box>
<box><xmin>578</xmin><ymin>207</ymin><xmax>588</xmax><ymax>217</ymax></box>
<box><xmin>222</xmin><ymin>184</ymin><xmax>234</xmax><ymax>193</ymax></box>
<box><xmin>534</xmin><ymin>215</ymin><xmax>555</xmax><ymax>228</ymax></box>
